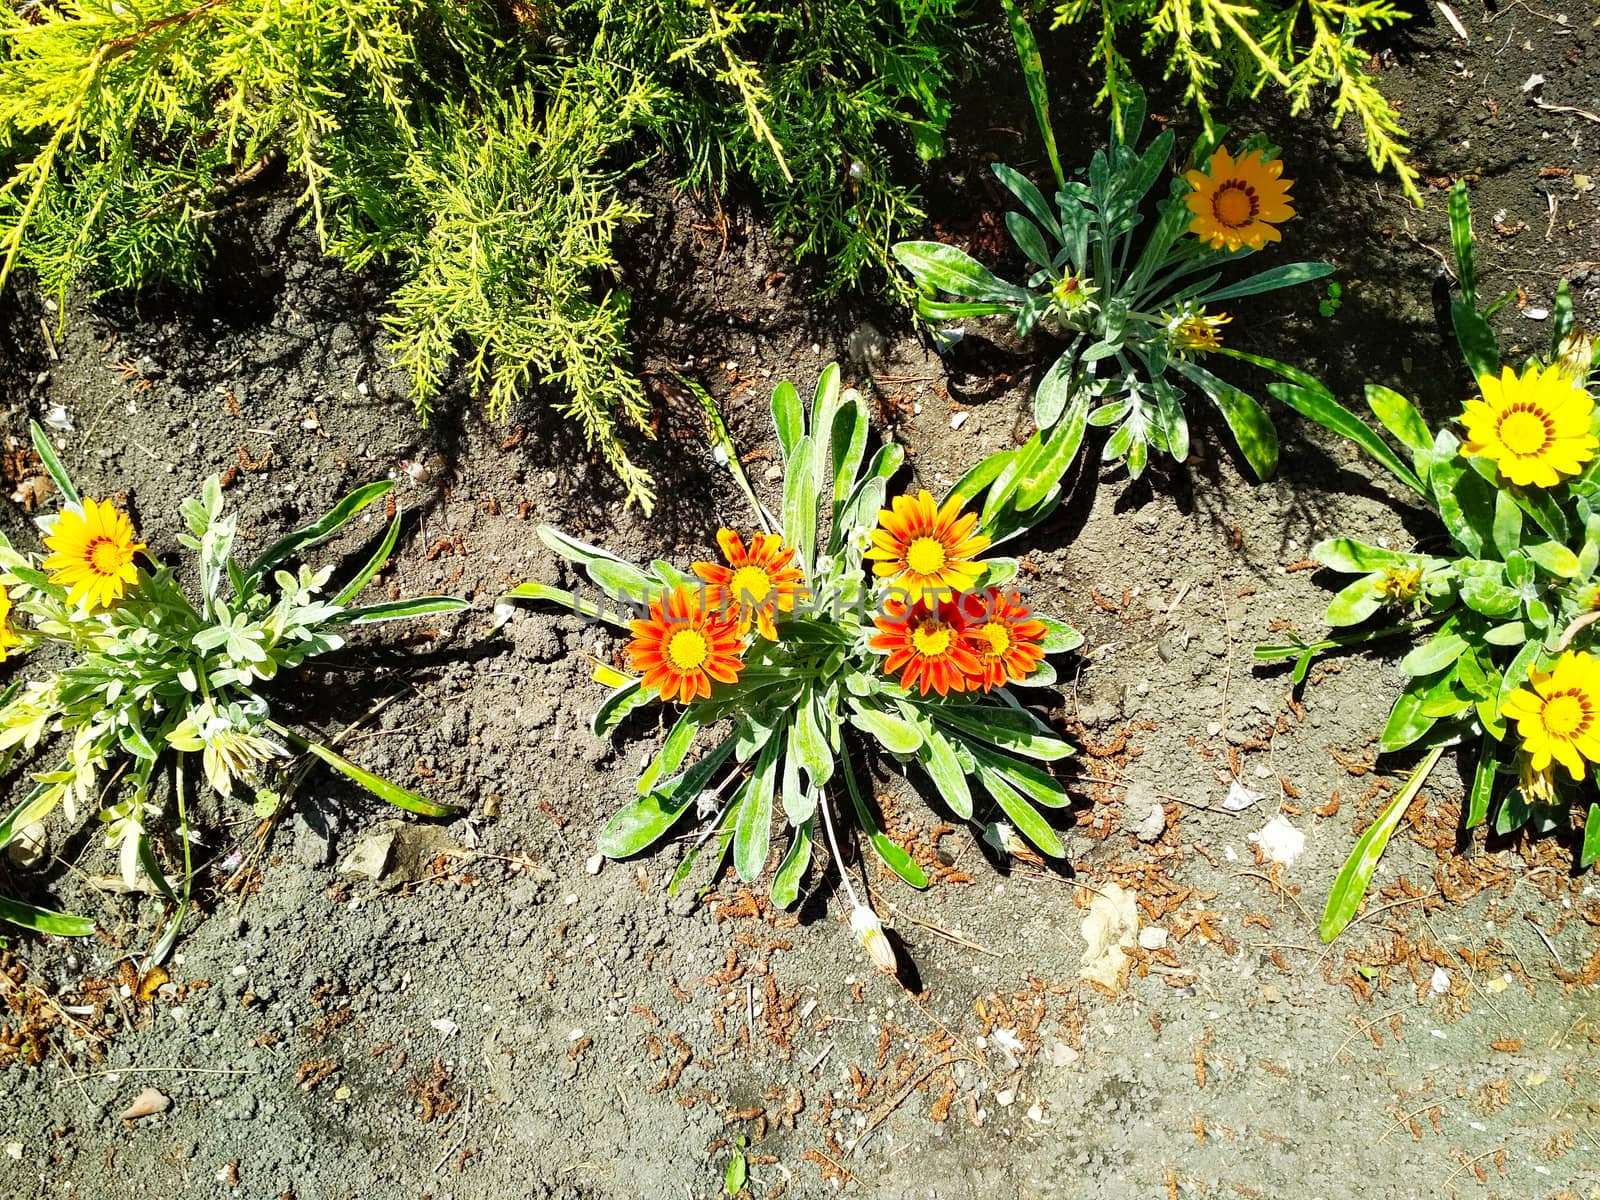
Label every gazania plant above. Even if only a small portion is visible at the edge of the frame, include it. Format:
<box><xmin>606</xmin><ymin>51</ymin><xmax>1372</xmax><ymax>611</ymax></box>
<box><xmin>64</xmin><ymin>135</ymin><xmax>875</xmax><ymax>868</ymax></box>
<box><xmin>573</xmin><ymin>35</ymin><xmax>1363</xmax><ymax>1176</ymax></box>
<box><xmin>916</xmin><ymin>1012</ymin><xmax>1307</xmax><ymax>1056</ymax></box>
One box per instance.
<box><xmin>892</xmin><ymin>4</ymin><xmax>1339</xmax><ymax>482</ymax></box>
<box><xmin>1256</xmin><ymin>184</ymin><xmax>1600</xmax><ymax>940</ymax></box>
<box><xmin>506</xmin><ymin>366</ymin><xmax>1083</xmax><ymax>967</ymax></box>
<box><xmin>0</xmin><ymin>424</ymin><xmax>468</xmax><ymax>950</ymax></box>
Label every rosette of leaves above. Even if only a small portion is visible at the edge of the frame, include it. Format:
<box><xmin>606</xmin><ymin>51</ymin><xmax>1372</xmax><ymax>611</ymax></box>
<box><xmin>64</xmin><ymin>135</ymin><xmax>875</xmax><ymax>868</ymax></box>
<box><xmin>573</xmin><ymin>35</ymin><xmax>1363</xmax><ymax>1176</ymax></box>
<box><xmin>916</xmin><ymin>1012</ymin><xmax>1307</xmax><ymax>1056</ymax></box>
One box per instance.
<box><xmin>893</xmin><ymin>8</ymin><xmax>1334</xmax><ymax>482</ymax></box>
<box><xmin>0</xmin><ymin>424</ymin><xmax>468</xmax><ymax>948</ymax></box>
<box><xmin>505</xmin><ymin>366</ymin><xmax>1083</xmax><ymax>911</ymax></box>
<box><xmin>1256</xmin><ymin>185</ymin><xmax>1600</xmax><ymax>941</ymax></box>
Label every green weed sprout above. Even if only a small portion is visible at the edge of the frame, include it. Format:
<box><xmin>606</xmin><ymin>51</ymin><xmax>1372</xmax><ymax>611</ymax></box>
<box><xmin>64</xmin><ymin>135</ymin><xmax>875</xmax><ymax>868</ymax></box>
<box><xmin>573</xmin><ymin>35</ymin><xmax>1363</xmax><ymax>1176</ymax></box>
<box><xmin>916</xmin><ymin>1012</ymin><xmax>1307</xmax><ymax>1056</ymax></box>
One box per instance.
<box><xmin>894</xmin><ymin>7</ymin><xmax>1337</xmax><ymax>483</ymax></box>
<box><xmin>0</xmin><ymin>424</ymin><xmax>468</xmax><ymax>952</ymax></box>
<box><xmin>505</xmin><ymin>366</ymin><xmax>1084</xmax><ymax>969</ymax></box>
<box><xmin>1256</xmin><ymin>184</ymin><xmax>1600</xmax><ymax>941</ymax></box>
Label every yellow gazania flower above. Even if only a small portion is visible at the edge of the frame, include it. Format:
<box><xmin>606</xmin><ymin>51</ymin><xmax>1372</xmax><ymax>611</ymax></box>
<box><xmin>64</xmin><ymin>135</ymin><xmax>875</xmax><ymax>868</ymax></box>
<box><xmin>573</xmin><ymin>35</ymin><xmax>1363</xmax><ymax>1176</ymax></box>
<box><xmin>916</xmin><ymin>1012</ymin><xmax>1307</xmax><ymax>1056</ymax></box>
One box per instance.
<box><xmin>1184</xmin><ymin>147</ymin><xmax>1295</xmax><ymax>252</ymax></box>
<box><xmin>1376</xmin><ymin>566</ymin><xmax>1423</xmax><ymax>606</ymax></box>
<box><xmin>1500</xmin><ymin>651</ymin><xmax>1600</xmax><ymax>781</ymax></box>
<box><xmin>1460</xmin><ymin>364</ymin><xmax>1598</xmax><ymax>488</ymax></box>
<box><xmin>864</xmin><ymin>490</ymin><xmax>990</xmax><ymax>604</ymax></box>
<box><xmin>42</xmin><ymin>497</ymin><xmax>146</xmax><ymax>612</ymax></box>
<box><xmin>0</xmin><ymin>586</ymin><xmax>21</xmax><ymax>662</ymax></box>
<box><xmin>1168</xmin><ymin>308</ymin><xmax>1231</xmax><ymax>356</ymax></box>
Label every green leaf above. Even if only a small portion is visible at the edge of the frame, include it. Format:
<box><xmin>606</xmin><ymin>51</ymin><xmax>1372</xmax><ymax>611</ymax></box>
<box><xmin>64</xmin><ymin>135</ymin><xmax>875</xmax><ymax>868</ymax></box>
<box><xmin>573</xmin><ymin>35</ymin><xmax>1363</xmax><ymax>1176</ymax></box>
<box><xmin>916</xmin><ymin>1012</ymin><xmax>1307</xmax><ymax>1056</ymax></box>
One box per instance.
<box><xmin>501</xmin><ymin>582</ymin><xmax>629</xmax><ymax>629</ymax></box>
<box><xmin>793</xmin><ymin>693</ymin><xmax>834</xmax><ymax>790</ymax></box>
<box><xmin>992</xmin><ymin>162</ymin><xmax>1063</xmax><ymax>243</ymax></box>
<box><xmin>917</xmin><ymin>299</ymin><xmax>1019</xmax><ymax>321</ymax></box>
<box><xmin>1452</xmin><ymin>301</ymin><xmax>1500</xmax><ymax>381</ymax></box>
<box><xmin>592</xmin><ymin>677</ymin><xmax>647</xmax><ymax>738</ymax></box>
<box><xmin>771</xmin><ymin>380</ymin><xmax>803</xmax><ymax>460</ymax></box>
<box><xmin>1037</xmin><ymin>614</ymin><xmax>1084</xmax><ymax>653</ymax></box>
<box><xmin>725</xmin><ymin>1145</ymin><xmax>747</xmax><ymax>1196</ymax></box>
<box><xmin>1320</xmin><ymin>745</ymin><xmax>1444</xmax><ymax>941</ymax></box>
<box><xmin>770</xmin><ymin>818</ymin><xmax>813</xmax><ymax>908</ymax></box>
<box><xmin>1448</xmin><ymin>181</ymin><xmax>1477</xmax><ymax>304</ymax></box>
<box><xmin>1495</xmin><ymin>784</ymin><xmax>1529</xmax><ymax>836</ymax></box>
<box><xmin>1033</xmin><ymin>344</ymin><xmax>1080</xmax><ymax>428</ymax></box>
<box><xmin>1526</xmin><ymin>541</ymin><xmax>1580</xmax><ymax>577</ymax></box>
<box><xmin>1313</xmin><ymin>538</ymin><xmax>1417</xmax><ymax>573</ymax></box>
<box><xmin>1430</xmin><ymin>456</ymin><xmax>1493</xmax><ymax>559</ymax></box>
<box><xmin>1581</xmin><ymin>803</ymin><xmax>1600</xmax><ymax>869</ymax></box>
<box><xmin>780</xmin><ymin>741</ymin><xmax>814</xmax><ymax>823</ymax></box>
<box><xmin>1459</xmin><ymin>563</ymin><xmax>1518</xmax><ymax>616</ymax></box>
<box><xmin>537</xmin><ymin>527</ymin><xmax>657</xmax><ymax>602</ymax></box>
<box><xmin>810</xmin><ymin>365</ymin><xmax>843</xmax><ymax>497</ymax></box>
<box><xmin>1380</xmin><ymin>680</ymin><xmax>1441</xmax><ymax>753</ymax></box>
<box><xmin>136</xmin><ymin>833</ymin><xmax>178</xmax><ymax>904</ymax></box>
<box><xmin>926</xmin><ymin>704</ymin><xmax>1074</xmax><ymax>761</ymax></box>
<box><xmin>1106</xmin><ymin>129</ymin><xmax>1174</xmax><ymax>225</ymax></box>
<box><xmin>1551</xmin><ymin>280</ymin><xmax>1574</xmax><ymax>356</ymax></box>
<box><xmin>945</xmin><ymin>449</ymin><xmax>1015</xmax><ymax>514</ymax></box>
<box><xmin>1364</xmin><ymin>384</ymin><xmax>1433</xmax><ymax>455</ymax></box>
<box><xmin>977</xmin><ymin>764</ymin><xmax>1065</xmax><ymax>857</ymax></box>
<box><xmin>1270</xmin><ymin>383</ymin><xmax>1427</xmax><ymax>497</ymax></box>
<box><xmin>334</xmin><ymin>514</ymin><xmax>402</xmax><ymax>605</ymax></box>
<box><xmin>246</xmin><ymin>481</ymin><xmax>393</xmax><ymax>581</ymax></box>
<box><xmin>599</xmin><ymin>738</ymin><xmax>736</xmax><ymax>858</ymax></box>
<box><xmin>1201</xmin><ymin>261</ymin><xmax>1333</xmax><ymax>303</ymax></box>
<box><xmin>999</xmin><ymin>0</ymin><xmax>1064</xmax><ymax>188</ymax></box>
<box><xmin>640</xmin><ymin>712</ymin><xmax>700</xmax><ymax>795</ymax></box>
<box><xmin>841</xmin><ymin>744</ymin><xmax>928</xmax><ymax>888</ymax></box>
<box><xmin>969</xmin><ymin>744</ymin><xmax>1071</xmax><ymax>808</ymax></box>
<box><xmin>1399</xmin><ymin>632</ymin><xmax>1468</xmax><ymax>677</ymax></box>
<box><xmin>0</xmin><ymin>779</ymin><xmax>63</xmax><ymax>852</ymax></box>
<box><xmin>830</xmin><ymin>395</ymin><xmax>868</xmax><ymax>508</ymax></box>
<box><xmin>783</xmin><ymin>436</ymin><xmax>819</xmax><ymax>577</ymax></box>
<box><xmin>333</xmin><ymin>597</ymin><xmax>470</xmax><ymax>624</ymax></box>
<box><xmin>1172</xmin><ymin>359</ymin><xmax>1276</xmax><ymax>480</ymax></box>
<box><xmin>891</xmin><ymin>241</ymin><xmax>1030</xmax><ymax>303</ymax></box>
<box><xmin>278</xmin><ymin>727</ymin><xmax>462</xmax><ymax>817</ymax></box>
<box><xmin>1493</xmin><ymin>489</ymin><xmax>1523</xmax><ymax>560</ymax></box>
<box><xmin>1016</xmin><ymin>389</ymin><xmax>1090</xmax><ymax>512</ymax></box>
<box><xmin>28</xmin><ymin>421</ymin><xmax>80</xmax><ymax>506</ymax></box>
<box><xmin>849</xmin><ymin>703</ymin><xmax>923</xmax><ymax>756</ymax></box>
<box><xmin>1325</xmin><ymin>572</ymin><xmax>1386</xmax><ymax>627</ymax></box>
<box><xmin>1466</xmin><ymin>736</ymin><xmax>1497</xmax><ymax>829</ymax></box>
<box><xmin>734</xmin><ymin>737</ymin><xmax>780</xmax><ymax>883</ymax></box>
<box><xmin>912</xmin><ymin>720</ymin><xmax>973</xmax><ymax>819</ymax></box>
<box><xmin>1005</xmin><ymin>211</ymin><xmax>1054</xmax><ymax>270</ymax></box>
<box><xmin>0</xmin><ymin>896</ymin><xmax>95</xmax><ymax>937</ymax></box>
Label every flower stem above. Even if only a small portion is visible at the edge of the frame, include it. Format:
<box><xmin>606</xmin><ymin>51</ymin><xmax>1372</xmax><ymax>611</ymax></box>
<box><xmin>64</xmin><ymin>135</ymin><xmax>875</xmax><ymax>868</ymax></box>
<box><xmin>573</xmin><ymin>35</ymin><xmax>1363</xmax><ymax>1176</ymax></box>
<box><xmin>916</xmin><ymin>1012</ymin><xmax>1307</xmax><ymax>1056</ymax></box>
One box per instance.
<box><xmin>816</xmin><ymin>784</ymin><xmax>862</xmax><ymax>910</ymax></box>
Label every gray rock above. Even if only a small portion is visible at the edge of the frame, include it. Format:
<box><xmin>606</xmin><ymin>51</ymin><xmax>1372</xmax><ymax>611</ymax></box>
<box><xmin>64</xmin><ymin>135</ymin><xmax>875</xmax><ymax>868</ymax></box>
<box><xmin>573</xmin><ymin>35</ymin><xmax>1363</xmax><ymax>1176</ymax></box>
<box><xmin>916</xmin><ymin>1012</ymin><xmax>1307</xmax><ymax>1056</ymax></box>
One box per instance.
<box><xmin>1120</xmin><ymin>781</ymin><xmax>1167</xmax><ymax>842</ymax></box>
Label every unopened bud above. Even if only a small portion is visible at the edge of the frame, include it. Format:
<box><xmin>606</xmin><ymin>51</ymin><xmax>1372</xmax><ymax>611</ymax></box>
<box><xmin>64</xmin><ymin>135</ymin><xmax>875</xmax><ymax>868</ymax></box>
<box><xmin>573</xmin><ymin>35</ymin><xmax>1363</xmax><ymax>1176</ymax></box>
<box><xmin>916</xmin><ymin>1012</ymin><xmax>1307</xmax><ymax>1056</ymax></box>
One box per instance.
<box><xmin>850</xmin><ymin>905</ymin><xmax>897</xmax><ymax>974</ymax></box>
<box><xmin>982</xmin><ymin>821</ymin><xmax>1024</xmax><ymax>857</ymax></box>
<box><xmin>1557</xmin><ymin>326</ymin><xmax>1596</xmax><ymax>381</ymax></box>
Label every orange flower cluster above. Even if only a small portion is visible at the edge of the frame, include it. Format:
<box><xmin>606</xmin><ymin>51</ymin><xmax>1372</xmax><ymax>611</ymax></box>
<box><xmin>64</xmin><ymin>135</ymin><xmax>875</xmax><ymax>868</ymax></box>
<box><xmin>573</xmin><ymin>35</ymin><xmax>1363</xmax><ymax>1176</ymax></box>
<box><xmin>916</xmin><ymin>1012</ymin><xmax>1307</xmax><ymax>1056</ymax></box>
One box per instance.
<box><xmin>624</xmin><ymin>495</ymin><xmax>1047</xmax><ymax>705</ymax></box>
<box><xmin>870</xmin><ymin>589</ymin><xmax>1047</xmax><ymax>697</ymax></box>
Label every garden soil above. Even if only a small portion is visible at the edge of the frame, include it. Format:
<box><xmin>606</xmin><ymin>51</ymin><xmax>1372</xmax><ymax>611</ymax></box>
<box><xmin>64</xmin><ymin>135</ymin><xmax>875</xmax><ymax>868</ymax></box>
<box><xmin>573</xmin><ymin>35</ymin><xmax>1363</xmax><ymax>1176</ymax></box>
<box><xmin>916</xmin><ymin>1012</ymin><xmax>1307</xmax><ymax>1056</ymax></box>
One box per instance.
<box><xmin>2</xmin><ymin>7</ymin><xmax>1598</xmax><ymax>1199</ymax></box>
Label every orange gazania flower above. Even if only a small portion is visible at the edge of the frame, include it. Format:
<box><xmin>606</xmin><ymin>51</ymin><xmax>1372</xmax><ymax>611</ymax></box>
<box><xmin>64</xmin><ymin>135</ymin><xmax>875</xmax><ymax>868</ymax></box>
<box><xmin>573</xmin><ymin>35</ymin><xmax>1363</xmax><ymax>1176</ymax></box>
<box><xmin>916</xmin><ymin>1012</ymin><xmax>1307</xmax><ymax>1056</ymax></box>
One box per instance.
<box><xmin>865</xmin><ymin>490</ymin><xmax>990</xmax><ymax>605</ymax></box>
<box><xmin>692</xmin><ymin>529</ymin><xmax>807</xmax><ymax>640</ymax></box>
<box><xmin>42</xmin><ymin>496</ymin><xmax>145</xmax><ymax>612</ymax></box>
<box><xmin>1183</xmin><ymin>146</ymin><xmax>1295</xmax><ymax>253</ymax></box>
<box><xmin>960</xmin><ymin>589</ymin><xmax>1048</xmax><ymax>691</ymax></box>
<box><xmin>869</xmin><ymin>597</ymin><xmax>984</xmax><ymax>697</ymax></box>
<box><xmin>626</xmin><ymin>587</ymin><xmax>745</xmax><ymax>703</ymax></box>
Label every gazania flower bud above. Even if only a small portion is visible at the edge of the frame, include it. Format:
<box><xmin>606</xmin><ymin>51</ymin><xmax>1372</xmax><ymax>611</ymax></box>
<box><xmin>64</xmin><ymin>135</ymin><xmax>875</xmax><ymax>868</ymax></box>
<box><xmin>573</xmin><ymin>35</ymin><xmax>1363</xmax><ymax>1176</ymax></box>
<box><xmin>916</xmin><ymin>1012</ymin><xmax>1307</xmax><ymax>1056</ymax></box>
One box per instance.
<box><xmin>1557</xmin><ymin>327</ymin><xmax>1596</xmax><ymax>382</ymax></box>
<box><xmin>849</xmin><ymin>905</ymin><xmax>897</xmax><ymax>974</ymax></box>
